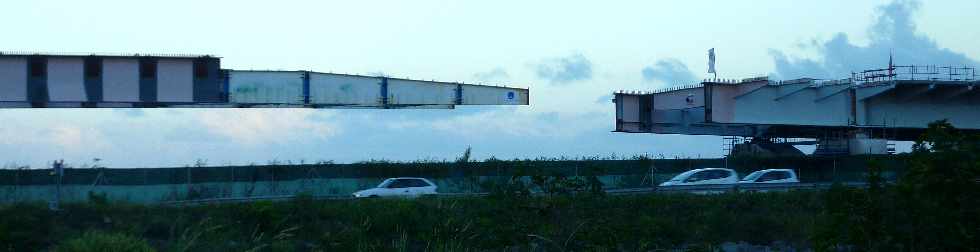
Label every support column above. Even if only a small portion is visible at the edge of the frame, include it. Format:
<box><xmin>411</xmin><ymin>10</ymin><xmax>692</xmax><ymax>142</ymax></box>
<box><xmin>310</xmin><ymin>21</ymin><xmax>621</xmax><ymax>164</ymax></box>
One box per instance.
<box><xmin>221</xmin><ymin>70</ymin><xmax>231</xmax><ymax>103</ymax></box>
<box><xmin>302</xmin><ymin>71</ymin><xmax>311</xmax><ymax>105</ymax></box>
<box><xmin>455</xmin><ymin>84</ymin><xmax>463</xmax><ymax>105</ymax></box>
<box><xmin>138</xmin><ymin>57</ymin><xmax>158</xmax><ymax>105</ymax></box>
<box><xmin>83</xmin><ymin>56</ymin><xmax>103</xmax><ymax>106</ymax></box>
<box><xmin>380</xmin><ymin>77</ymin><xmax>389</xmax><ymax>108</ymax></box>
<box><xmin>27</xmin><ymin>56</ymin><xmax>48</xmax><ymax>107</ymax></box>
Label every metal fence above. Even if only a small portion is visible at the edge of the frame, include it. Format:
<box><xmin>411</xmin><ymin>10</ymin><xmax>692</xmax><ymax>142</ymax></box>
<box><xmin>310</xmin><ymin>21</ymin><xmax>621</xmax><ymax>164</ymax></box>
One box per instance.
<box><xmin>0</xmin><ymin>157</ymin><xmax>904</xmax><ymax>204</ymax></box>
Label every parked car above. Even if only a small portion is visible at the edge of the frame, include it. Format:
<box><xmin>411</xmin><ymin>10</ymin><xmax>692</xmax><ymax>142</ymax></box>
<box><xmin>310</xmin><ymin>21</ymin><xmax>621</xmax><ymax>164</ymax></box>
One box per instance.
<box><xmin>352</xmin><ymin>177</ymin><xmax>438</xmax><ymax>198</ymax></box>
<box><xmin>738</xmin><ymin>169</ymin><xmax>799</xmax><ymax>184</ymax></box>
<box><xmin>659</xmin><ymin>168</ymin><xmax>738</xmax><ymax>186</ymax></box>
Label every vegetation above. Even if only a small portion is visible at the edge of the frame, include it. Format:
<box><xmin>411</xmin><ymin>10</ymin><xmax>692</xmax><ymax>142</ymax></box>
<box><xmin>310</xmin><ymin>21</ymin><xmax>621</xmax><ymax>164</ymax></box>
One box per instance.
<box><xmin>54</xmin><ymin>231</ymin><xmax>155</xmax><ymax>252</ymax></box>
<box><xmin>815</xmin><ymin>120</ymin><xmax>980</xmax><ymax>251</ymax></box>
<box><xmin>0</xmin><ymin>121</ymin><xmax>976</xmax><ymax>251</ymax></box>
<box><xmin>1</xmin><ymin>190</ymin><xmax>826</xmax><ymax>251</ymax></box>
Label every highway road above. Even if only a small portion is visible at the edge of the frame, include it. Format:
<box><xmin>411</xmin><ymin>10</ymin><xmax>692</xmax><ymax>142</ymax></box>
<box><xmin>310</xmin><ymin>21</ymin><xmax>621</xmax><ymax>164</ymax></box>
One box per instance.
<box><xmin>165</xmin><ymin>182</ymin><xmax>868</xmax><ymax>206</ymax></box>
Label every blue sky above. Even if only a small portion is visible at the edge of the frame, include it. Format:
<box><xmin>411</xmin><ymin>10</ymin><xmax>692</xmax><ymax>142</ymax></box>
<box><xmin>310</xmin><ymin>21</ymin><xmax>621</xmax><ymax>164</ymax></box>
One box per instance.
<box><xmin>1</xmin><ymin>0</ymin><xmax>978</xmax><ymax>168</ymax></box>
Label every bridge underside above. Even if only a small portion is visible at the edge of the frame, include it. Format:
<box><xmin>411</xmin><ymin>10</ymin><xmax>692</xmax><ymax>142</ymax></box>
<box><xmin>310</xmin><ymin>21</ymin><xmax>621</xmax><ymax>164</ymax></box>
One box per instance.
<box><xmin>614</xmin><ymin>122</ymin><xmax>966</xmax><ymax>142</ymax></box>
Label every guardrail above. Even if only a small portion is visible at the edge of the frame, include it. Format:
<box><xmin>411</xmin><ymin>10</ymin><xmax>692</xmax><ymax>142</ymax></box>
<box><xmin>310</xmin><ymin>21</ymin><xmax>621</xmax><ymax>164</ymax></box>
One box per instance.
<box><xmin>606</xmin><ymin>182</ymin><xmax>867</xmax><ymax>195</ymax></box>
<box><xmin>164</xmin><ymin>194</ymin><xmax>351</xmax><ymax>206</ymax></box>
<box><xmin>164</xmin><ymin>182</ymin><xmax>868</xmax><ymax>206</ymax></box>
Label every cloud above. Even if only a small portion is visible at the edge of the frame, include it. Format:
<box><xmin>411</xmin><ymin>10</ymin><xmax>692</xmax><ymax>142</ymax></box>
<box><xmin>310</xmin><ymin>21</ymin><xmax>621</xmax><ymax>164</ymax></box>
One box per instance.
<box><xmin>361</xmin><ymin>108</ymin><xmax>605</xmax><ymax>140</ymax></box>
<box><xmin>641</xmin><ymin>58</ymin><xmax>698</xmax><ymax>85</ymax></box>
<box><xmin>595</xmin><ymin>94</ymin><xmax>613</xmax><ymax>104</ymax></box>
<box><xmin>367</xmin><ymin>71</ymin><xmax>388</xmax><ymax>77</ymax></box>
<box><xmin>46</xmin><ymin>126</ymin><xmax>85</xmax><ymax>148</ymax></box>
<box><xmin>429</xmin><ymin>109</ymin><xmax>605</xmax><ymax>138</ymax></box>
<box><xmin>195</xmin><ymin>109</ymin><xmax>339</xmax><ymax>145</ymax></box>
<box><xmin>534</xmin><ymin>53</ymin><xmax>593</xmax><ymax>84</ymax></box>
<box><xmin>770</xmin><ymin>0</ymin><xmax>977</xmax><ymax>79</ymax></box>
<box><xmin>0</xmin><ymin>114</ymin><xmax>110</xmax><ymax>152</ymax></box>
<box><xmin>473</xmin><ymin>67</ymin><xmax>510</xmax><ymax>82</ymax></box>
<box><xmin>115</xmin><ymin>108</ymin><xmax>145</xmax><ymax>118</ymax></box>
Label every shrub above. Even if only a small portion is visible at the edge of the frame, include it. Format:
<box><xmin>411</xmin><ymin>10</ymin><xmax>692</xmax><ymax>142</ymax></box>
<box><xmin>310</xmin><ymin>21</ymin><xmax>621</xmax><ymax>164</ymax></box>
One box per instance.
<box><xmin>0</xmin><ymin>203</ymin><xmax>52</xmax><ymax>251</ymax></box>
<box><xmin>814</xmin><ymin>120</ymin><xmax>980</xmax><ymax>251</ymax></box>
<box><xmin>55</xmin><ymin>231</ymin><xmax>155</xmax><ymax>252</ymax></box>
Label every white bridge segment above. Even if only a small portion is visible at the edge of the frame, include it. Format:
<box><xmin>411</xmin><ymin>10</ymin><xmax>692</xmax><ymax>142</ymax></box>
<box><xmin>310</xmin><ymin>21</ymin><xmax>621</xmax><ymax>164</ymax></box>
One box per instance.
<box><xmin>0</xmin><ymin>57</ymin><xmax>27</xmax><ymax>102</ymax></box>
<box><xmin>309</xmin><ymin>73</ymin><xmax>380</xmax><ymax>105</ymax></box>
<box><xmin>387</xmin><ymin>78</ymin><xmax>456</xmax><ymax>105</ymax></box>
<box><xmin>731</xmin><ymin>82</ymin><xmax>851</xmax><ymax>126</ymax></box>
<box><xmin>614</xmin><ymin>76</ymin><xmax>980</xmax><ymax>140</ymax></box>
<box><xmin>228</xmin><ymin>71</ymin><xmax>304</xmax><ymax>104</ymax></box>
<box><xmin>0</xmin><ymin>53</ymin><xmax>529</xmax><ymax>109</ymax></box>
<box><xmin>156</xmin><ymin>59</ymin><xmax>194</xmax><ymax>102</ymax></box>
<box><xmin>461</xmin><ymin>84</ymin><xmax>528</xmax><ymax>105</ymax></box>
<box><xmin>102</xmin><ymin>58</ymin><xmax>141</xmax><ymax>102</ymax></box>
<box><xmin>227</xmin><ymin>70</ymin><xmax>529</xmax><ymax>108</ymax></box>
<box><xmin>861</xmin><ymin>82</ymin><xmax>980</xmax><ymax>129</ymax></box>
<box><xmin>46</xmin><ymin>57</ymin><xmax>87</xmax><ymax>102</ymax></box>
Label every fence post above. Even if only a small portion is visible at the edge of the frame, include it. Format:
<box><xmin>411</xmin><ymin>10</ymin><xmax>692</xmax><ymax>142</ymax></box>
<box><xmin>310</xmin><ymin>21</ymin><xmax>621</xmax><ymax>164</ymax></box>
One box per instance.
<box><xmin>186</xmin><ymin>166</ymin><xmax>191</xmax><ymax>200</ymax></box>
<box><xmin>833</xmin><ymin>158</ymin><xmax>838</xmax><ymax>182</ymax></box>
<box><xmin>14</xmin><ymin>169</ymin><xmax>19</xmax><ymax>202</ymax></box>
<box><xmin>52</xmin><ymin>160</ymin><xmax>63</xmax><ymax>210</ymax></box>
<box><xmin>230</xmin><ymin>166</ymin><xmax>235</xmax><ymax>198</ymax></box>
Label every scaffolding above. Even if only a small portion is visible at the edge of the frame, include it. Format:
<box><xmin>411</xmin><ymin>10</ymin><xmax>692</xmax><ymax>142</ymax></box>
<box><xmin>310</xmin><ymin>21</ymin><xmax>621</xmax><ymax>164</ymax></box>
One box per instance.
<box><xmin>853</xmin><ymin>65</ymin><xmax>977</xmax><ymax>83</ymax></box>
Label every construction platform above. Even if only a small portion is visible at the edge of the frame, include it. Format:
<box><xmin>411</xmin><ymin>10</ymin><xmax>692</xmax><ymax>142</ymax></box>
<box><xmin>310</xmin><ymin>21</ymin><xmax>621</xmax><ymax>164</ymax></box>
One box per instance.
<box><xmin>614</xmin><ymin>65</ymin><xmax>978</xmax><ymax>155</ymax></box>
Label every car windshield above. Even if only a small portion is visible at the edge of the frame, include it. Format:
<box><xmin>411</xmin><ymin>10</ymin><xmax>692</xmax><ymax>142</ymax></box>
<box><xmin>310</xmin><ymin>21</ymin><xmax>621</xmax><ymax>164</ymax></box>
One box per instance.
<box><xmin>668</xmin><ymin>171</ymin><xmax>693</xmax><ymax>182</ymax></box>
<box><xmin>741</xmin><ymin>171</ymin><xmax>765</xmax><ymax>181</ymax></box>
<box><xmin>670</xmin><ymin>169</ymin><xmax>719</xmax><ymax>182</ymax></box>
<box><xmin>376</xmin><ymin>179</ymin><xmax>395</xmax><ymax>188</ymax></box>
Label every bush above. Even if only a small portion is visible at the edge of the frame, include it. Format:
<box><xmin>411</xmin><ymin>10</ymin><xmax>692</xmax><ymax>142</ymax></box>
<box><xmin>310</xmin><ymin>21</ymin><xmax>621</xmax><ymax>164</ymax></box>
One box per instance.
<box><xmin>814</xmin><ymin>120</ymin><xmax>980</xmax><ymax>251</ymax></box>
<box><xmin>55</xmin><ymin>231</ymin><xmax>155</xmax><ymax>252</ymax></box>
<box><xmin>0</xmin><ymin>203</ymin><xmax>52</xmax><ymax>251</ymax></box>
<box><xmin>0</xmin><ymin>191</ymin><xmax>828</xmax><ymax>251</ymax></box>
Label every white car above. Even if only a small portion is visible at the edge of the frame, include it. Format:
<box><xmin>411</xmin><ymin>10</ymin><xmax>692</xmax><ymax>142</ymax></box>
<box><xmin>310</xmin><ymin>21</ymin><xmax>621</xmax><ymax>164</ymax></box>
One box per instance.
<box><xmin>659</xmin><ymin>168</ymin><xmax>739</xmax><ymax>186</ymax></box>
<box><xmin>352</xmin><ymin>177</ymin><xmax>438</xmax><ymax>198</ymax></box>
<box><xmin>738</xmin><ymin>169</ymin><xmax>799</xmax><ymax>184</ymax></box>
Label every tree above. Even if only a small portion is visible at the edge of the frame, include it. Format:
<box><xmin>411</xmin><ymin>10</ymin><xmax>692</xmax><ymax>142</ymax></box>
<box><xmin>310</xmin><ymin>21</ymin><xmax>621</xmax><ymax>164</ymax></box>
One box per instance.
<box><xmin>818</xmin><ymin>120</ymin><xmax>980</xmax><ymax>251</ymax></box>
<box><xmin>456</xmin><ymin>146</ymin><xmax>472</xmax><ymax>164</ymax></box>
<box><xmin>900</xmin><ymin>120</ymin><xmax>980</xmax><ymax>250</ymax></box>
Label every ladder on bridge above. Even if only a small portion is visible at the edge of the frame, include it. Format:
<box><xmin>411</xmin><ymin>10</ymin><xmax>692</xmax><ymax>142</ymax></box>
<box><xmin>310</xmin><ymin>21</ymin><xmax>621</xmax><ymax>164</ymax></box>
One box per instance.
<box><xmin>723</xmin><ymin>136</ymin><xmax>752</xmax><ymax>156</ymax></box>
<box><xmin>814</xmin><ymin>131</ymin><xmax>850</xmax><ymax>156</ymax></box>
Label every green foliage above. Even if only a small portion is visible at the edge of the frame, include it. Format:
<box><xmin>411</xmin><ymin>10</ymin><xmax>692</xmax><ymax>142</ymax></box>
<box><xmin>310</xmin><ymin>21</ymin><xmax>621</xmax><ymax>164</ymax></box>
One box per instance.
<box><xmin>455</xmin><ymin>146</ymin><xmax>472</xmax><ymax>164</ymax></box>
<box><xmin>0</xmin><ymin>154</ymin><xmax>903</xmax><ymax>188</ymax></box>
<box><xmin>532</xmin><ymin>174</ymin><xmax>585</xmax><ymax>196</ymax></box>
<box><xmin>1</xmin><ymin>191</ymin><xmax>829</xmax><ymax>251</ymax></box>
<box><xmin>482</xmin><ymin>175</ymin><xmax>531</xmax><ymax>199</ymax></box>
<box><xmin>168</xmin><ymin>218</ymin><xmax>224</xmax><ymax>252</ymax></box>
<box><xmin>815</xmin><ymin>120</ymin><xmax>980</xmax><ymax>251</ymax></box>
<box><xmin>55</xmin><ymin>231</ymin><xmax>155</xmax><ymax>252</ymax></box>
<box><xmin>87</xmin><ymin>191</ymin><xmax>109</xmax><ymax>206</ymax></box>
<box><xmin>899</xmin><ymin>120</ymin><xmax>980</xmax><ymax>250</ymax></box>
<box><xmin>6</xmin><ymin>123</ymin><xmax>977</xmax><ymax>251</ymax></box>
<box><xmin>0</xmin><ymin>203</ymin><xmax>53</xmax><ymax>251</ymax></box>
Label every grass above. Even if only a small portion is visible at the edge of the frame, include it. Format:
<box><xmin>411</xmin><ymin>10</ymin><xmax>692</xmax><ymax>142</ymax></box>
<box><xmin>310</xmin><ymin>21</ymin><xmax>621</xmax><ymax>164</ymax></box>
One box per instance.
<box><xmin>1</xmin><ymin>190</ymin><xmax>827</xmax><ymax>251</ymax></box>
<box><xmin>54</xmin><ymin>231</ymin><xmax>155</xmax><ymax>252</ymax></box>
<box><xmin>0</xmin><ymin>182</ymin><xmax>976</xmax><ymax>251</ymax></box>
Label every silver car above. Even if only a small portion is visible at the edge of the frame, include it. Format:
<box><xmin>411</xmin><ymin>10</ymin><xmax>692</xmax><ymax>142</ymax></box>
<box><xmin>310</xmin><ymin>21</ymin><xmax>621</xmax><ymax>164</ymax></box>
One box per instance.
<box><xmin>352</xmin><ymin>177</ymin><xmax>438</xmax><ymax>198</ymax></box>
<box><xmin>738</xmin><ymin>169</ymin><xmax>799</xmax><ymax>184</ymax></box>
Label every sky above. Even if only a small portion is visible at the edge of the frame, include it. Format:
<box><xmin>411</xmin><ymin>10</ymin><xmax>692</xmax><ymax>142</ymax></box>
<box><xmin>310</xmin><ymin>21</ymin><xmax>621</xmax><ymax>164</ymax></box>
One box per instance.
<box><xmin>1</xmin><ymin>0</ymin><xmax>978</xmax><ymax>168</ymax></box>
